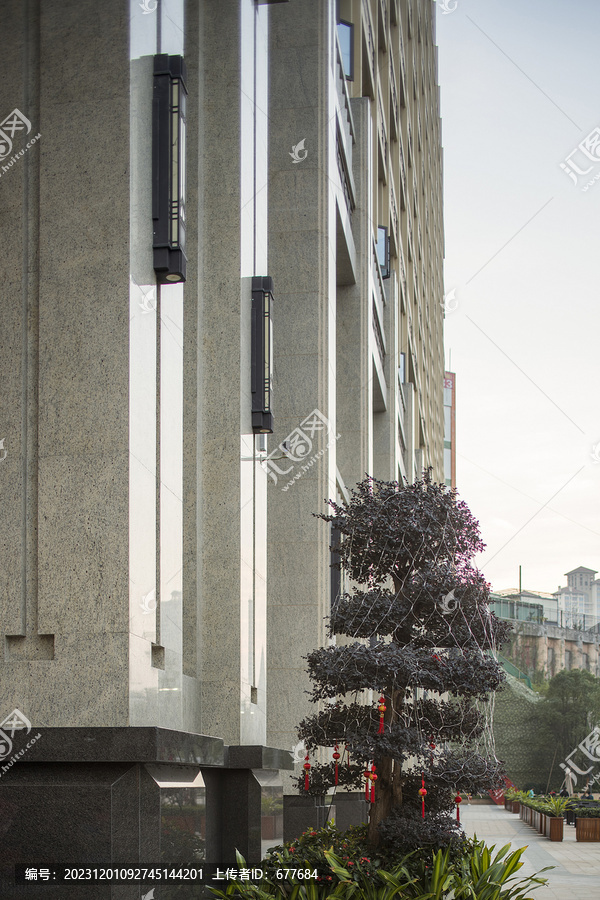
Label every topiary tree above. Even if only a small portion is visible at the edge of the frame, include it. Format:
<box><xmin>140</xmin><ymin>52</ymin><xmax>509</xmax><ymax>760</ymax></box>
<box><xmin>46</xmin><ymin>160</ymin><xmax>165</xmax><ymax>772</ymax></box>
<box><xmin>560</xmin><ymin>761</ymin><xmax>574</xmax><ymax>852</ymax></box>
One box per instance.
<box><xmin>295</xmin><ymin>472</ymin><xmax>511</xmax><ymax>851</ymax></box>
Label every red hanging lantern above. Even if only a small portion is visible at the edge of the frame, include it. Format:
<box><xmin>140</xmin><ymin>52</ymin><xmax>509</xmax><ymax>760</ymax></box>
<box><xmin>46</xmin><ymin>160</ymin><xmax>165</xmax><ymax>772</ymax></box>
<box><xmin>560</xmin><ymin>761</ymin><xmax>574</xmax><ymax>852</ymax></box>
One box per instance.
<box><xmin>303</xmin><ymin>753</ymin><xmax>311</xmax><ymax>792</ymax></box>
<box><xmin>370</xmin><ymin>764</ymin><xmax>377</xmax><ymax>803</ymax></box>
<box><xmin>418</xmin><ymin>773</ymin><xmax>427</xmax><ymax>819</ymax></box>
<box><xmin>364</xmin><ymin>767</ymin><xmax>371</xmax><ymax>801</ymax></box>
<box><xmin>333</xmin><ymin>744</ymin><xmax>341</xmax><ymax>785</ymax></box>
<box><xmin>455</xmin><ymin>792</ymin><xmax>462</xmax><ymax>823</ymax></box>
<box><xmin>377</xmin><ymin>696</ymin><xmax>387</xmax><ymax>734</ymax></box>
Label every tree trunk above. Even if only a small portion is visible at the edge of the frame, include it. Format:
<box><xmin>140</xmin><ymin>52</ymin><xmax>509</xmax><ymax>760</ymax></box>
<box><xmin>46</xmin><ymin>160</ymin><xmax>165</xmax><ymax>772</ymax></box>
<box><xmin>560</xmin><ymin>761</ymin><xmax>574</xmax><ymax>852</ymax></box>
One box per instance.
<box><xmin>392</xmin><ymin>759</ymin><xmax>404</xmax><ymax>807</ymax></box>
<box><xmin>368</xmin><ymin>754</ymin><xmax>393</xmax><ymax>847</ymax></box>
<box><xmin>367</xmin><ymin>687</ymin><xmax>405</xmax><ymax>847</ymax></box>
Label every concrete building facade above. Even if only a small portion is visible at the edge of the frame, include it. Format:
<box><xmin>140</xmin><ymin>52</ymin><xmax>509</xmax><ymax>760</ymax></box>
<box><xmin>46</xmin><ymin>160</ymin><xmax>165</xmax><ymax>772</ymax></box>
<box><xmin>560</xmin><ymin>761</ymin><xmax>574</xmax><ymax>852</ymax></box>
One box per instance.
<box><xmin>0</xmin><ymin>0</ymin><xmax>445</xmax><ymax>887</ymax></box>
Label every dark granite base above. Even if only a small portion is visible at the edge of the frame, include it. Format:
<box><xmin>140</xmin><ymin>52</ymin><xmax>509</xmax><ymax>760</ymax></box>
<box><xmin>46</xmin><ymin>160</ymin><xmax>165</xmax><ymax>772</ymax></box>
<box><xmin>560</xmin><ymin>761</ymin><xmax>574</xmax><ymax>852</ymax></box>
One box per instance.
<box><xmin>332</xmin><ymin>791</ymin><xmax>369</xmax><ymax>830</ymax></box>
<box><xmin>283</xmin><ymin>795</ymin><xmax>336</xmax><ymax>842</ymax></box>
<box><xmin>0</xmin><ymin>734</ymin><xmax>291</xmax><ymax>899</ymax></box>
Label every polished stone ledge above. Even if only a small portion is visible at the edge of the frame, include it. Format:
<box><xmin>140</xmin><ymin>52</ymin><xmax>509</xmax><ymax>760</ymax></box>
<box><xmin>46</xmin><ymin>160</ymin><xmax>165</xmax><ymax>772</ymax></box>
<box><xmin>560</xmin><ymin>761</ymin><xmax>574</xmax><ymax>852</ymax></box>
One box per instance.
<box><xmin>19</xmin><ymin>727</ymin><xmax>225</xmax><ymax>766</ymax></box>
<box><xmin>226</xmin><ymin>744</ymin><xmax>294</xmax><ymax>770</ymax></box>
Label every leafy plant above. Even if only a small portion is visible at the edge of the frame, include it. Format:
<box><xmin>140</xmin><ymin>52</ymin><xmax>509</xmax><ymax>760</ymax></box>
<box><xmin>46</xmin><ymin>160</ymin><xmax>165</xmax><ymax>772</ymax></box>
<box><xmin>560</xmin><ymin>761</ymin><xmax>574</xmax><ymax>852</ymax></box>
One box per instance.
<box><xmin>453</xmin><ymin>840</ymin><xmax>551</xmax><ymax>900</ymax></box>
<box><xmin>323</xmin><ymin>849</ymin><xmax>415</xmax><ymax>899</ymax></box>
<box><xmin>532</xmin><ymin>670</ymin><xmax>600</xmax><ymax>765</ymax></box>
<box><xmin>262</xmin><ymin>822</ymin><xmax>369</xmax><ymax>881</ymax></box>
<box><xmin>571</xmin><ymin>806</ymin><xmax>600</xmax><ymax>818</ymax></box>
<box><xmin>297</xmin><ymin>473</ymin><xmax>510</xmax><ymax>851</ymax></box>
<box><xmin>541</xmin><ymin>796</ymin><xmax>569</xmax><ymax>818</ymax></box>
<box><xmin>208</xmin><ymin>841</ymin><xmax>550</xmax><ymax>900</ymax></box>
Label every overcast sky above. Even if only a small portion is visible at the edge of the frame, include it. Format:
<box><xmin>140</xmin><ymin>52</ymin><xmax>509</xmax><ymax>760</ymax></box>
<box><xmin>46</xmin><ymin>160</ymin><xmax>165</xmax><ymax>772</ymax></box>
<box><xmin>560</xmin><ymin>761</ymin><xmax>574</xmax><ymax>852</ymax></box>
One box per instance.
<box><xmin>436</xmin><ymin>0</ymin><xmax>600</xmax><ymax>595</ymax></box>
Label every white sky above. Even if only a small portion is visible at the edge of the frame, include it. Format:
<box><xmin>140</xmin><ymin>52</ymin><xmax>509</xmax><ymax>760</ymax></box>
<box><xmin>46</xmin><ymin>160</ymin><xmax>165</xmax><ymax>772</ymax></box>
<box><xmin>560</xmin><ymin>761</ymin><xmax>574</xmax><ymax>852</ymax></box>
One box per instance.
<box><xmin>436</xmin><ymin>0</ymin><xmax>600</xmax><ymax>595</ymax></box>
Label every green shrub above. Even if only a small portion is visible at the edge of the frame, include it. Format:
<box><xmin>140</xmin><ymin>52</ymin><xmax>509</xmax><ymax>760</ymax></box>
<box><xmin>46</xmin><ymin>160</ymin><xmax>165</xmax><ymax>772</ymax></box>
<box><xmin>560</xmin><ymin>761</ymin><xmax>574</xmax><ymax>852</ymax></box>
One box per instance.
<box><xmin>452</xmin><ymin>841</ymin><xmax>551</xmax><ymax>899</ymax></box>
<box><xmin>208</xmin><ymin>837</ymin><xmax>550</xmax><ymax>900</ymax></box>
<box><xmin>541</xmin><ymin>797</ymin><xmax>569</xmax><ymax>818</ymax></box>
<box><xmin>261</xmin><ymin>822</ymin><xmax>388</xmax><ymax>884</ymax></box>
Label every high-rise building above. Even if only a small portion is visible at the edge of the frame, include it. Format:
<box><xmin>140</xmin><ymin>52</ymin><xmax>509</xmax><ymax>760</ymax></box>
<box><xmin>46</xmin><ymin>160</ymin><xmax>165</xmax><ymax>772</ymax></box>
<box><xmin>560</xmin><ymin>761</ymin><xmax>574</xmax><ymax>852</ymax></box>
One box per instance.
<box><xmin>266</xmin><ymin>0</ymin><xmax>445</xmax><ymax>830</ymax></box>
<box><xmin>0</xmin><ymin>0</ymin><xmax>445</xmax><ymax>877</ymax></box>
<box><xmin>443</xmin><ymin>371</ymin><xmax>456</xmax><ymax>489</ymax></box>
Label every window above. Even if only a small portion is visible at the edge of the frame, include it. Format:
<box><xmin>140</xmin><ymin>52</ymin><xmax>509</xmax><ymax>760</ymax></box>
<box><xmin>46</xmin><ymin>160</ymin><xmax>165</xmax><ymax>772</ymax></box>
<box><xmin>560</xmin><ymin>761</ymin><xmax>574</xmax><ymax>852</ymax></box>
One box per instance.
<box><xmin>337</xmin><ymin>21</ymin><xmax>354</xmax><ymax>80</ymax></box>
<box><xmin>398</xmin><ymin>352</ymin><xmax>406</xmax><ymax>384</ymax></box>
<box><xmin>377</xmin><ymin>226</ymin><xmax>389</xmax><ymax>278</ymax></box>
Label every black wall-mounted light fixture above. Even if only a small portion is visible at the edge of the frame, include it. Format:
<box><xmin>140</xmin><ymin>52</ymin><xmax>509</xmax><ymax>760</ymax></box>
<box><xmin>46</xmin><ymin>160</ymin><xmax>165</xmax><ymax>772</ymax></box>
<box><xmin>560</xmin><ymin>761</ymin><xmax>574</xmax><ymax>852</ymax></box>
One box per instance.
<box><xmin>251</xmin><ymin>276</ymin><xmax>274</xmax><ymax>434</ymax></box>
<box><xmin>153</xmin><ymin>54</ymin><xmax>187</xmax><ymax>284</ymax></box>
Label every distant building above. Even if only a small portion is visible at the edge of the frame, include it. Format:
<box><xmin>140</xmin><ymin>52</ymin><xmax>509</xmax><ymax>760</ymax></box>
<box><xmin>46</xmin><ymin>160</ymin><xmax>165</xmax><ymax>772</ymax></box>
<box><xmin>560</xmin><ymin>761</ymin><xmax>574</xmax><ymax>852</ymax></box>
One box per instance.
<box><xmin>443</xmin><ymin>372</ymin><xmax>456</xmax><ymax>489</ymax></box>
<box><xmin>554</xmin><ymin>567</ymin><xmax>599</xmax><ymax>626</ymax></box>
<box><xmin>492</xmin><ymin>589</ymin><xmax>559</xmax><ymax>625</ymax></box>
<box><xmin>492</xmin><ymin>569</ymin><xmax>600</xmax><ymax>680</ymax></box>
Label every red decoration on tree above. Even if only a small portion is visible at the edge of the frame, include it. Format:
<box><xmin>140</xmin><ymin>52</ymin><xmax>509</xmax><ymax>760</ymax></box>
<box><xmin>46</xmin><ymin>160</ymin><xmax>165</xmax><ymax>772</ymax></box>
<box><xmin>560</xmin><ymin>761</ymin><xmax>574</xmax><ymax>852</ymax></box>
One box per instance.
<box><xmin>364</xmin><ymin>767</ymin><xmax>371</xmax><ymax>801</ymax></box>
<box><xmin>377</xmin><ymin>696</ymin><xmax>386</xmax><ymax>734</ymax></box>
<box><xmin>303</xmin><ymin>753</ymin><xmax>311</xmax><ymax>792</ymax></box>
<box><xmin>333</xmin><ymin>744</ymin><xmax>341</xmax><ymax>785</ymax></box>
<box><xmin>455</xmin><ymin>792</ymin><xmax>462</xmax><ymax>822</ymax></box>
<box><xmin>345</xmin><ymin>744</ymin><xmax>351</xmax><ymax>768</ymax></box>
<box><xmin>418</xmin><ymin>772</ymin><xmax>427</xmax><ymax>818</ymax></box>
<box><xmin>370</xmin><ymin>763</ymin><xmax>377</xmax><ymax>803</ymax></box>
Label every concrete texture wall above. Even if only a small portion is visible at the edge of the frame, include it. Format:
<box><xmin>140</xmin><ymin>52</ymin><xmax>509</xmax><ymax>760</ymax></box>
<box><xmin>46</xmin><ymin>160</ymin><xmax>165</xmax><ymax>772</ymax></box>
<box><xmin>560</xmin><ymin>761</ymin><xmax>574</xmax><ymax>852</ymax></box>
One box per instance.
<box><xmin>0</xmin><ymin>0</ymin><xmax>131</xmax><ymax>727</ymax></box>
<box><xmin>266</xmin><ymin>0</ymin><xmax>336</xmax><ymax>771</ymax></box>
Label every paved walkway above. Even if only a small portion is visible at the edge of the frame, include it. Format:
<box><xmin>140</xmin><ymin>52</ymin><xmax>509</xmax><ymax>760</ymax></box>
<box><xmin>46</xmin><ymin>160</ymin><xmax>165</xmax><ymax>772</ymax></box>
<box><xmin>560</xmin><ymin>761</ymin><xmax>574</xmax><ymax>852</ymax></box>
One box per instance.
<box><xmin>459</xmin><ymin>803</ymin><xmax>600</xmax><ymax>900</ymax></box>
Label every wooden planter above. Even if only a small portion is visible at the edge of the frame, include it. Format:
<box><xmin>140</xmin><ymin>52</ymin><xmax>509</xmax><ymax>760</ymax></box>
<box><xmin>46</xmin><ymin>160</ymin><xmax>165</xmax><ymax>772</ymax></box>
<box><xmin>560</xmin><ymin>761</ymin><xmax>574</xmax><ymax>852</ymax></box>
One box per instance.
<box><xmin>576</xmin><ymin>817</ymin><xmax>600</xmax><ymax>842</ymax></box>
<box><xmin>549</xmin><ymin>817</ymin><xmax>564</xmax><ymax>842</ymax></box>
<box><xmin>512</xmin><ymin>801</ymin><xmax>520</xmax><ymax>814</ymax></box>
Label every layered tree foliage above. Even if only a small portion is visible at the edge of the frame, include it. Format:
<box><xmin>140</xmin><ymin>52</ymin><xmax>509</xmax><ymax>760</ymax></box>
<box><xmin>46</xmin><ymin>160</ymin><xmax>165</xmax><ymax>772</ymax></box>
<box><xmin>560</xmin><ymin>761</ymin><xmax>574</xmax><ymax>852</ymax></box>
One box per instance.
<box><xmin>296</xmin><ymin>473</ymin><xmax>511</xmax><ymax>851</ymax></box>
<box><xmin>534</xmin><ymin>668</ymin><xmax>600</xmax><ymax>763</ymax></box>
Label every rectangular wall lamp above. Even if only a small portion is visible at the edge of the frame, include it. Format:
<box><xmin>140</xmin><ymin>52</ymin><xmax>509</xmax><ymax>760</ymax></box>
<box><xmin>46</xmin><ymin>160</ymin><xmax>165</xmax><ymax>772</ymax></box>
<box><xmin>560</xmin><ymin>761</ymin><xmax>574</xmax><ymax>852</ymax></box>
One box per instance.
<box><xmin>251</xmin><ymin>276</ymin><xmax>274</xmax><ymax>434</ymax></box>
<box><xmin>153</xmin><ymin>54</ymin><xmax>187</xmax><ymax>284</ymax></box>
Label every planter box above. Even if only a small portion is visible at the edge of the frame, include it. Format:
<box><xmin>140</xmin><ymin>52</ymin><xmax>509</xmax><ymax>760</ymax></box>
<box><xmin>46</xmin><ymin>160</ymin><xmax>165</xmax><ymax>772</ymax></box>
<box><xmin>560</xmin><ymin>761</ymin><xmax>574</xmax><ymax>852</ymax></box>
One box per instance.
<box><xmin>576</xmin><ymin>817</ymin><xmax>600</xmax><ymax>842</ymax></box>
<box><xmin>512</xmin><ymin>801</ymin><xmax>520</xmax><ymax>814</ymax></box>
<box><xmin>549</xmin><ymin>817</ymin><xmax>564</xmax><ymax>842</ymax></box>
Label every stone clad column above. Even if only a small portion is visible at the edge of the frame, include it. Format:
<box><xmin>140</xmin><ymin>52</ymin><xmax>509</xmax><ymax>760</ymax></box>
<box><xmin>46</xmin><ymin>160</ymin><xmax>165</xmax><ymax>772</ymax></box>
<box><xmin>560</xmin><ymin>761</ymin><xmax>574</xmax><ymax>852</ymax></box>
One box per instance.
<box><xmin>266</xmin><ymin>0</ymin><xmax>337</xmax><ymax>776</ymax></box>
